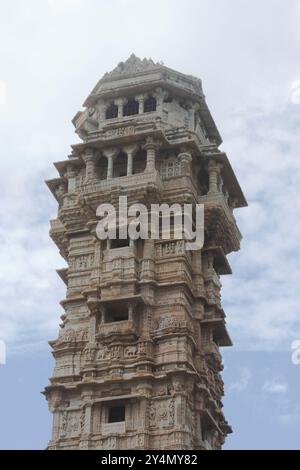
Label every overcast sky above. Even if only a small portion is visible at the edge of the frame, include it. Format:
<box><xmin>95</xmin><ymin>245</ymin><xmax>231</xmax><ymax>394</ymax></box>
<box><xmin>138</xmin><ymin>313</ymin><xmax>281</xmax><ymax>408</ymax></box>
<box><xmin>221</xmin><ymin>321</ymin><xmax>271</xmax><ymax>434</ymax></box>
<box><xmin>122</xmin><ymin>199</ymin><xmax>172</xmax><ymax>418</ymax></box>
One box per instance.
<box><xmin>0</xmin><ymin>0</ymin><xmax>300</xmax><ymax>449</ymax></box>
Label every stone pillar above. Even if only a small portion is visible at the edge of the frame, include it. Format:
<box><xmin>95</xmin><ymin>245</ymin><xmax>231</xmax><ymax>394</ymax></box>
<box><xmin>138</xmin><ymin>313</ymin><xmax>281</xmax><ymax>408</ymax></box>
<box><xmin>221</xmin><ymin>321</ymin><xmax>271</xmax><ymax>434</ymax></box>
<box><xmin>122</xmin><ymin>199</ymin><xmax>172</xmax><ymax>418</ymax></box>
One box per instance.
<box><xmin>128</xmin><ymin>304</ymin><xmax>133</xmax><ymax>321</ymax></box>
<box><xmin>107</xmin><ymin>155</ymin><xmax>113</xmax><ymax>179</ymax></box>
<box><xmin>51</xmin><ymin>409</ymin><xmax>60</xmax><ymax>441</ymax></box>
<box><xmin>141</xmin><ymin>238</ymin><xmax>155</xmax><ymax>280</ymax></box>
<box><xmin>137</xmin><ymin>95</ymin><xmax>144</xmax><ymax>114</ymax></box>
<box><xmin>127</xmin><ymin>152</ymin><xmax>133</xmax><ymax>175</ymax></box>
<box><xmin>83</xmin><ymin>403</ymin><xmax>92</xmax><ymax>434</ymax></box>
<box><xmin>139</xmin><ymin>397</ymin><xmax>148</xmax><ymax>430</ymax></box>
<box><xmin>188</xmin><ymin>104</ymin><xmax>196</xmax><ymax>131</ymax></box>
<box><xmin>207</xmin><ymin>160</ymin><xmax>222</xmax><ymax>194</ymax></box>
<box><xmin>192</xmin><ymin>251</ymin><xmax>204</xmax><ymax>295</ymax></box>
<box><xmin>65</xmin><ymin>165</ymin><xmax>77</xmax><ymax>192</ymax></box>
<box><xmin>154</xmin><ymin>87</ymin><xmax>164</xmax><ymax>114</ymax></box>
<box><xmin>124</xmin><ymin>144</ymin><xmax>138</xmax><ymax>176</ymax></box>
<box><xmin>83</xmin><ymin>148</ymin><xmax>95</xmax><ymax>183</ymax></box>
<box><xmin>115</xmin><ymin>98</ymin><xmax>123</xmax><ymax>118</ymax></box>
<box><xmin>104</xmin><ymin>149</ymin><xmax>117</xmax><ymax>179</ymax></box>
<box><xmin>97</xmin><ymin>99</ymin><xmax>106</xmax><ymax>122</ymax></box>
<box><xmin>54</xmin><ymin>181</ymin><xmax>67</xmax><ymax>208</ymax></box>
<box><xmin>178</xmin><ymin>152</ymin><xmax>192</xmax><ymax>177</ymax></box>
<box><xmin>90</xmin><ymin>239</ymin><xmax>102</xmax><ymax>287</ymax></box>
<box><xmin>144</xmin><ymin>137</ymin><xmax>158</xmax><ymax>172</ymax></box>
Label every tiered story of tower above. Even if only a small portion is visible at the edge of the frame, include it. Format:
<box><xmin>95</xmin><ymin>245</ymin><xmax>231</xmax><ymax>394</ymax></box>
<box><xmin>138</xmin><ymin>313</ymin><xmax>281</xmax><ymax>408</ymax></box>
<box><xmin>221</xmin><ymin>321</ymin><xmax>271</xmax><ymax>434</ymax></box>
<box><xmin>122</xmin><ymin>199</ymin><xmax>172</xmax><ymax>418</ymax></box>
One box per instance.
<box><xmin>44</xmin><ymin>54</ymin><xmax>247</xmax><ymax>450</ymax></box>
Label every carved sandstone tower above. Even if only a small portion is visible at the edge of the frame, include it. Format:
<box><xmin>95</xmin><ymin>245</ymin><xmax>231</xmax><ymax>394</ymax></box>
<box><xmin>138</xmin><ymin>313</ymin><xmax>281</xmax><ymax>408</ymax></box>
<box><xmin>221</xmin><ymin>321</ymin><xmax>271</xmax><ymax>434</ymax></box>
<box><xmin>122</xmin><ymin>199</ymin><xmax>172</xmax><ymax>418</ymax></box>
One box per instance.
<box><xmin>44</xmin><ymin>54</ymin><xmax>247</xmax><ymax>450</ymax></box>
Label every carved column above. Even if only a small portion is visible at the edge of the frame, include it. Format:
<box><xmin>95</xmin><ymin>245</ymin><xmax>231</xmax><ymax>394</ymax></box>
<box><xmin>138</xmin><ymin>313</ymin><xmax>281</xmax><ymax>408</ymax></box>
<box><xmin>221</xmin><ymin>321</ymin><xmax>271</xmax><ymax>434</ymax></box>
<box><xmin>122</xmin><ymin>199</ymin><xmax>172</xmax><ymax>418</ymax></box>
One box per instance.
<box><xmin>207</xmin><ymin>160</ymin><xmax>222</xmax><ymax>194</ymax></box>
<box><xmin>51</xmin><ymin>409</ymin><xmax>60</xmax><ymax>441</ymax></box>
<box><xmin>137</xmin><ymin>94</ymin><xmax>144</xmax><ymax>114</ymax></box>
<box><xmin>192</xmin><ymin>250</ymin><xmax>204</xmax><ymax>295</ymax></box>
<box><xmin>153</xmin><ymin>87</ymin><xmax>164</xmax><ymax>114</ymax></box>
<box><xmin>82</xmin><ymin>402</ymin><xmax>93</xmax><ymax>435</ymax></box>
<box><xmin>115</xmin><ymin>98</ymin><xmax>124</xmax><ymax>118</ymax></box>
<box><xmin>127</xmin><ymin>152</ymin><xmax>133</xmax><ymax>176</ymax></box>
<box><xmin>104</xmin><ymin>149</ymin><xmax>117</xmax><ymax>179</ymax></box>
<box><xmin>188</xmin><ymin>103</ymin><xmax>196</xmax><ymax>131</ymax></box>
<box><xmin>55</xmin><ymin>181</ymin><xmax>67</xmax><ymax>208</ymax></box>
<box><xmin>83</xmin><ymin>148</ymin><xmax>96</xmax><ymax>183</ymax></box>
<box><xmin>128</xmin><ymin>304</ymin><xmax>133</xmax><ymax>321</ymax></box>
<box><xmin>178</xmin><ymin>152</ymin><xmax>192</xmax><ymax>177</ymax></box>
<box><xmin>65</xmin><ymin>165</ymin><xmax>77</xmax><ymax>192</ymax></box>
<box><xmin>124</xmin><ymin>144</ymin><xmax>138</xmax><ymax>176</ymax></box>
<box><xmin>141</xmin><ymin>238</ymin><xmax>155</xmax><ymax>280</ymax></box>
<box><xmin>144</xmin><ymin>137</ymin><xmax>158</xmax><ymax>172</ymax></box>
<box><xmin>97</xmin><ymin>99</ymin><xmax>106</xmax><ymax>122</ymax></box>
<box><xmin>90</xmin><ymin>239</ymin><xmax>102</xmax><ymax>287</ymax></box>
<box><xmin>107</xmin><ymin>155</ymin><xmax>113</xmax><ymax>179</ymax></box>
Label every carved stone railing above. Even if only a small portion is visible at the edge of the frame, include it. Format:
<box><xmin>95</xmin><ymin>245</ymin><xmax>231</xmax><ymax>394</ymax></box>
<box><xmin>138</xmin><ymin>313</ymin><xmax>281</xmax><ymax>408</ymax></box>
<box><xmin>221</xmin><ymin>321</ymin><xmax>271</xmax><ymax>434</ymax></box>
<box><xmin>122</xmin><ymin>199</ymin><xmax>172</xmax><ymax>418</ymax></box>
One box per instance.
<box><xmin>101</xmin><ymin>422</ymin><xmax>126</xmax><ymax>435</ymax></box>
<box><xmin>97</xmin><ymin>320</ymin><xmax>138</xmax><ymax>341</ymax></box>
<box><xmin>198</xmin><ymin>192</ymin><xmax>242</xmax><ymax>252</ymax></box>
<box><xmin>102</xmin><ymin>256</ymin><xmax>138</xmax><ymax>282</ymax></box>
<box><xmin>90</xmin><ymin>432</ymin><xmax>145</xmax><ymax>450</ymax></box>
<box><xmin>79</xmin><ymin>169</ymin><xmax>163</xmax><ymax>195</ymax></box>
<box><xmin>198</xmin><ymin>192</ymin><xmax>238</xmax><ymax>228</ymax></box>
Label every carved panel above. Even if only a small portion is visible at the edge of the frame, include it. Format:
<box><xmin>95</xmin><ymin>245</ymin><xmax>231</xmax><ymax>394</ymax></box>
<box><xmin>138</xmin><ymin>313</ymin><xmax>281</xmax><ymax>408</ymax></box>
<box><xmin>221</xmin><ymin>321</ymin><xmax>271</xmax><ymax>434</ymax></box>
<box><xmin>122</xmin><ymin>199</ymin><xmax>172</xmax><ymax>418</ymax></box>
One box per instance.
<box><xmin>149</xmin><ymin>398</ymin><xmax>175</xmax><ymax>428</ymax></box>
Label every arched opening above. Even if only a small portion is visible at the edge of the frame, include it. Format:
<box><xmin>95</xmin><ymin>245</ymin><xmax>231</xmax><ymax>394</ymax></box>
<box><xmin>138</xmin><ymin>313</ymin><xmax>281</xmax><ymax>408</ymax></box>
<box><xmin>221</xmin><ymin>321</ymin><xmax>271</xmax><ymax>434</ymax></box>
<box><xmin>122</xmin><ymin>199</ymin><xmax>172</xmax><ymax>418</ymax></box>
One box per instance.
<box><xmin>132</xmin><ymin>149</ymin><xmax>147</xmax><ymax>174</ymax></box>
<box><xmin>198</xmin><ymin>168</ymin><xmax>209</xmax><ymax>196</ymax></box>
<box><xmin>144</xmin><ymin>96</ymin><xmax>156</xmax><ymax>113</ymax></box>
<box><xmin>123</xmin><ymin>98</ymin><xmax>139</xmax><ymax>116</ymax></box>
<box><xmin>105</xmin><ymin>103</ymin><xmax>118</xmax><ymax>119</ymax></box>
<box><xmin>113</xmin><ymin>151</ymin><xmax>127</xmax><ymax>178</ymax></box>
<box><xmin>96</xmin><ymin>155</ymin><xmax>108</xmax><ymax>180</ymax></box>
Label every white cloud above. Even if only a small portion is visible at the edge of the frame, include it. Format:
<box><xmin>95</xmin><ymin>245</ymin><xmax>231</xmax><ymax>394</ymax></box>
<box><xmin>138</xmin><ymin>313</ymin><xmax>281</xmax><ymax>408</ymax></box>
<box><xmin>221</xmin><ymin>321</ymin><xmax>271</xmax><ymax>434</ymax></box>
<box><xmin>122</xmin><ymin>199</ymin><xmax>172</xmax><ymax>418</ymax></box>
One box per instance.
<box><xmin>0</xmin><ymin>0</ymin><xmax>300</xmax><ymax>353</ymax></box>
<box><xmin>228</xmin><ymin>367</ymin><xmax>252</xmax><ymax>393</ymax></box>
<box><xmin>262</xmin><ymin>377</ymin><xmax>289</xmax><ymax>394</ymax></box>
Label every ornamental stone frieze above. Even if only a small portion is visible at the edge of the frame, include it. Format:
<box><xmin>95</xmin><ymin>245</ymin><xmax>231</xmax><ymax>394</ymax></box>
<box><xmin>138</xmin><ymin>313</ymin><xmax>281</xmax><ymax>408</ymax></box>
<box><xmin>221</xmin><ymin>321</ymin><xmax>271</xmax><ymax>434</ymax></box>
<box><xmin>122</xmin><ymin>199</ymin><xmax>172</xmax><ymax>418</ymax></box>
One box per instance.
<box><xmin>44</xmin><ymin>55</ymin><xmax>247</xmax><ymax>450</ymax></box>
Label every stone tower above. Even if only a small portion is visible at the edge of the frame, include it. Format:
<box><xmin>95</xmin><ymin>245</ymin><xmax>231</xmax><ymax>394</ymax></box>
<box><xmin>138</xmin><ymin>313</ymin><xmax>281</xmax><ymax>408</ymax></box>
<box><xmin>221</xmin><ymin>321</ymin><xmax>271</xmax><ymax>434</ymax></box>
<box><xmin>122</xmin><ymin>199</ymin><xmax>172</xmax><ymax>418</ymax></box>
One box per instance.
<box><xmin>44</xmin><ymin>54</ymin><xmax>247</xmax><ymax>450</ymax></box>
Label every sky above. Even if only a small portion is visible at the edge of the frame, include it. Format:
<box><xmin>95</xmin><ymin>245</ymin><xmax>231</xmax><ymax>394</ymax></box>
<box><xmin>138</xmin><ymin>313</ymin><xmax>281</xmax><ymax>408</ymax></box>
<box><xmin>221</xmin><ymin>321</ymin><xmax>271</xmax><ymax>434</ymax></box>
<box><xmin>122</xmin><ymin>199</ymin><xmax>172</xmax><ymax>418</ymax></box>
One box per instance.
<box><xmin>0</xmin><ymin>0</ymin><xmax>300</xmax><ymax>449</ymax></box>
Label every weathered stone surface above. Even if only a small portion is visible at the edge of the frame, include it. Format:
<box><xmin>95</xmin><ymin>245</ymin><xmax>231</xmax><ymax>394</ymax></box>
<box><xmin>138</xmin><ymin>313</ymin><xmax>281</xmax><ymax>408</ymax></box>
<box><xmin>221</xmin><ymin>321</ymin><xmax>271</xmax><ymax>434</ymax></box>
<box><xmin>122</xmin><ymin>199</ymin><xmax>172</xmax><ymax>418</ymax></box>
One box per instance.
<box><xmin>44</xmin><ymin>55</ymin><xmax>247</xmax><ymax>450</ymax></box>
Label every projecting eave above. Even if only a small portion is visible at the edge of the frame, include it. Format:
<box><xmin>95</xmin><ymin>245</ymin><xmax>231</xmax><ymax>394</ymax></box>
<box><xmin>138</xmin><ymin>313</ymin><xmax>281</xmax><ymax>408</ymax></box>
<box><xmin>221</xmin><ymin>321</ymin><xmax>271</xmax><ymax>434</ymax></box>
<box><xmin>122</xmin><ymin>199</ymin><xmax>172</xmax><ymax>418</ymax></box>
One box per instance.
<box><xmin>53</xmin><ymin>157</ymin><xmax>81</xmax><ymax>177</ymax></box>
<box><xmin>45</xmin><ymin>177</ymin><xmax>63</xmax><ymax>200</ymax></box>
<box><xmin>83</xmin><ymin>88</ymin><xmax>221</xmax><ymax>147</ymax></box>
<box><xmin>216</xmin><ymin>323</ymin><xmax>232</xmax><ymax>347</ymax></box>
<box><xmin>72</xmin><ymin>110</ymin><xmax>83</xmax><ymax>127</ymax></box>
<box><xmin>201</xmin><ymin>149</ymin><xmax>247</xmax><ymax>208</ymax></box>
<box><xmin>223</xmin><ymin>158</ymin><xmax>247</xmax><ymax>208</ymax></box>
<box><xmin>203</xmin><ymin>246</ymin><xmax>232</xmax><ymax>275</ymax></box>
<box><xmin>84</xmin><ymin>62</ymin><xmax>204</xmax><ymax>106</ymax></box>
<box><xmin>57</xmin><ymin>268</ymin><xmax>68</xmax><ymax>285</ymax></box>
<box><xmin>198</xmin><ymin>98</ymin><xmax>222</xmax><ymax>147</ymax></box>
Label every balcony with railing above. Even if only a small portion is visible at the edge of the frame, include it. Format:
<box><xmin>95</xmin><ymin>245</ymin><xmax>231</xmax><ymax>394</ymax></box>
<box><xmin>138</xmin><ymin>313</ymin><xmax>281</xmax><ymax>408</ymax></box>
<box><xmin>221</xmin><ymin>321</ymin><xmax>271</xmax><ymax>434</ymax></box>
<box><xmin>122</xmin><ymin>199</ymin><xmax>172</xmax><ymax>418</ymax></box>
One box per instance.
<box><xmin>198</xmin><ymin>191</ymin><xmax>242</xmax><ymax>253</ymax></box>
<box><xmin>79</xmin><ymin>169</ymin><xmax>163</xmax><ymax>196</ymax></box>
<box><xmin>101</xmin><ymin>421</ymin><xmax>126</xmax><ymax>435</ymax></box>
<box><xmin>204</xmin><ymin>341</ymin><xmax>222</xmax><ymax>364</ymax></box>
<box><xmin>97</xmin><ymin>319</ymin><xmax>138</xmax><ymax>342</ymax></box>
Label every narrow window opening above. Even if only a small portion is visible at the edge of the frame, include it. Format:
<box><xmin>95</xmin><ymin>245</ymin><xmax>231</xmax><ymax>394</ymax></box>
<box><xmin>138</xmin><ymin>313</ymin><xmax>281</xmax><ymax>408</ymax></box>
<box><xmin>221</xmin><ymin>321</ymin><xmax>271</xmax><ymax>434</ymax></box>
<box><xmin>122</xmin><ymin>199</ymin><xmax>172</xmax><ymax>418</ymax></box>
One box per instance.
<box><xmin>106</xmin><ymin>103</ymin><xmax>118</xmax><ymax>119</ymax></box>
<box><xmin>108</xmin><ymin>405</ymin><xmax>125</xmax><ymax>423</ymax></box>
<box><xmin>106</xmin><ymin>306</ymin><xmax>129</xmax><ymax>323</ymax></box>
<box><xmin>144</xmin><ymin>96</ymin><xmax>156</xmax><ymax>113</ymax></box>
<box><xmin>123</xmin><ymin>98</ymin><xmax>139</xmax><ymax>116</ymax></box>
<box><xmin>110</xmin><ymin>228</ymin><xmax>130</xmax><ymax>249</ymax></box>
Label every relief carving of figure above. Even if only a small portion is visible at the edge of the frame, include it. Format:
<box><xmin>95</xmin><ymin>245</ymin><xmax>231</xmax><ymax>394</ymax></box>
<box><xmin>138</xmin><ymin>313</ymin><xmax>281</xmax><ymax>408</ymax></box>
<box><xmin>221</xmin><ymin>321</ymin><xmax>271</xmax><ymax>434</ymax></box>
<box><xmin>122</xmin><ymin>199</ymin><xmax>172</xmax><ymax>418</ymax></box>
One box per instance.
<box><xmin>124</xmin><ymin>345</ymin><xmax>137</xmax><ymax>358</ymax></box>
<box><xmin>96</xmin><ymin>345</ymin><xmax>110</xmax><ymax>361</ymax></box>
